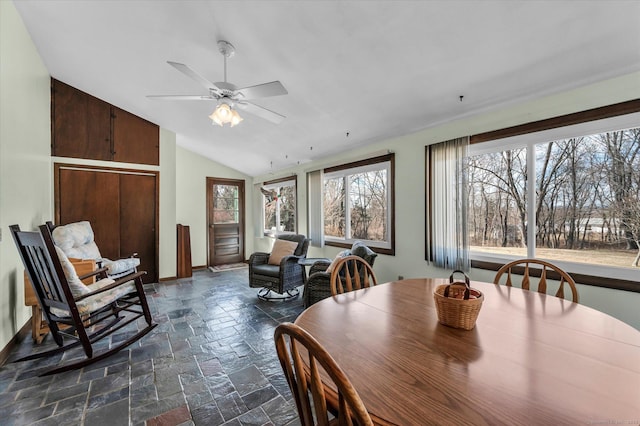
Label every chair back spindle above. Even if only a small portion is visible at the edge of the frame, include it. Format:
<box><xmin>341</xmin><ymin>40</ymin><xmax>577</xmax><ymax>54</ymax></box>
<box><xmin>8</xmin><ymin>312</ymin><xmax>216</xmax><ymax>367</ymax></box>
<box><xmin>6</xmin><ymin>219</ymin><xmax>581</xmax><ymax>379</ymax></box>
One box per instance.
<box><xmin>493</xmin><ymin>258</ymin><xmax>578</xmax><ymax>303</ymax></box>
<box><xmin>330</xmin><ymin>255</ymin><xmax>378</xmax><ymax>296</ymax></box>
<box><xmin>275</xmin><ymin>322</ymin><xmax>373</xmax><ymax>426</ymax></box>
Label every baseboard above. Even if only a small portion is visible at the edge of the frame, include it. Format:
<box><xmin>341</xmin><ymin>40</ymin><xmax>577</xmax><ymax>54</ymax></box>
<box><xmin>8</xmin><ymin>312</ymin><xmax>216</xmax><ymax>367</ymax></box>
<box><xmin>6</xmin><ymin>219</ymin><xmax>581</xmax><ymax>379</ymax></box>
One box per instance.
<box><xmin>0</xmin><ymin>318</ymin><xmax>31</xmax><ymax>367</ymax></box>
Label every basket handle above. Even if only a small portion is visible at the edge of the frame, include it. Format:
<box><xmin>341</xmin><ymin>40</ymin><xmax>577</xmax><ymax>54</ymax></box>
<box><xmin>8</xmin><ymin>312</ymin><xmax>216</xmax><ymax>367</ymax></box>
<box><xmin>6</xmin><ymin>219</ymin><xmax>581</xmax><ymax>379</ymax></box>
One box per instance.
<box><xmin>444</xmin><ymin>270</ymin><xmax>471</xmax><ymax>300</ymax></box>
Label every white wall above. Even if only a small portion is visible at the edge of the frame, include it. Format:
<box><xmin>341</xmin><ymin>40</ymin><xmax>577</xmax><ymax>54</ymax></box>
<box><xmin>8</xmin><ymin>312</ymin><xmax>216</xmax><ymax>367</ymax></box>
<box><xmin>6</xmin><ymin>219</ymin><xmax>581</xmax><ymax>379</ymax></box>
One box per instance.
<box><xmin>0</xmin><ymin>1</ymin><xmax>52</xmax><ymax>346</ymax></box>
<box><xmin>159</xmin><ymin>128</ymin><xmax>177</xmax><ymax>279</ymax></box>
<box><xmin>175</xmin><ymin>146</ymin><xmax>253</xmax><ymax>267</ymax></box>
<box><xmin>253</xmin><ymin>71</ymin><xmax>640</xmax><ymax>330</ymax></box>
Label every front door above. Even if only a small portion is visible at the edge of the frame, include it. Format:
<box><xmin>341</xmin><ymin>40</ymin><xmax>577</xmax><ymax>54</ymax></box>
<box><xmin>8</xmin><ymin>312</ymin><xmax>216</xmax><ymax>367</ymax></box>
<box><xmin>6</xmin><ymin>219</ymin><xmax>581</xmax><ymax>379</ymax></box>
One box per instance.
<box><xmin>207</xmin><ymin>177</ymin><xmax>245</xmax><ymax>266</ymax></box>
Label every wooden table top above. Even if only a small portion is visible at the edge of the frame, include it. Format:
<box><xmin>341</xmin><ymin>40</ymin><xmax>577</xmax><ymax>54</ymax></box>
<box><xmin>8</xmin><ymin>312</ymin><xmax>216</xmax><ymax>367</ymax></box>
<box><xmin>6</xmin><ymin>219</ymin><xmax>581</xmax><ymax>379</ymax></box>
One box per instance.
<box><xmin>294</xmin><ymin>278</ymin><xmax>640</xmax><ymax>425</ymax></box>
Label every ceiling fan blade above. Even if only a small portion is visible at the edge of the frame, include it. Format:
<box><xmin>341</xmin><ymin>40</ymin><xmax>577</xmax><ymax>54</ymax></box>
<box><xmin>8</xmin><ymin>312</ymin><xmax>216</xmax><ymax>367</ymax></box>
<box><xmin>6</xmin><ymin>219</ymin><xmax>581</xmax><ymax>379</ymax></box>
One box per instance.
<box><xmin>237</xmin><ymin>101</ymin><xmax>286</xmax><ymax>124</ymax></box>
<box><xmin>167</xmin><ymin>61</ymin><xmax>219</xmax><ymax>91</ymax></box>
<box><xmin>147</xmin><ymin>95</ymin><xmax>215</xmax><ymax>100</ymax></box>
<box><xmin>235</xmin><ymin>81</ymin><xmax>288</xmax><ymax>100</ymax></box>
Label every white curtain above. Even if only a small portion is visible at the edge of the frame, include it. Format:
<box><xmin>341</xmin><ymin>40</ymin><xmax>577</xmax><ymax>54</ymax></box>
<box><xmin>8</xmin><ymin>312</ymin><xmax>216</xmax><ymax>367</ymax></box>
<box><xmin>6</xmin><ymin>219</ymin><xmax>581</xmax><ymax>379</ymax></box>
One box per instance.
<box><xmin>427</xmin><ymin>137</ymin><xmax>470</xmax><ymax>270</ymax></box>
<box><xmin>307</xmin><ymin>170</ymin><xmax>324</xmax><ymax>247</ymax></box>
<box><xmin>253</xmin><ymin>183</ymin><xmax>264</xmax><ymax>237</ymax></box>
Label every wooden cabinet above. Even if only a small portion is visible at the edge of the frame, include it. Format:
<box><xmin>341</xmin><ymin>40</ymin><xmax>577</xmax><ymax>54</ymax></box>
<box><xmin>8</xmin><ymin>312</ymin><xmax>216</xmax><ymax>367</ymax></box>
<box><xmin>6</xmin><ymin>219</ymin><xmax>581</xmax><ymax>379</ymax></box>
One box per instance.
<box><xmin>52</xmin><ymin>79</ymin><xmax>112</xmax><ymax>160</ymax></box>
<box><xmin>112</xmin><ymin>107</ymin><xmax>159</xmax><ymax>165</ymax></box>
<box><xmin>51</xmin><ymin>79</ymin><xmax>159</xmax><ymax>165</ymax></box>
<box><xmin>55</xmin><ymin>164</ymin><xmax>158</xmax><ymax>284</ymax></box>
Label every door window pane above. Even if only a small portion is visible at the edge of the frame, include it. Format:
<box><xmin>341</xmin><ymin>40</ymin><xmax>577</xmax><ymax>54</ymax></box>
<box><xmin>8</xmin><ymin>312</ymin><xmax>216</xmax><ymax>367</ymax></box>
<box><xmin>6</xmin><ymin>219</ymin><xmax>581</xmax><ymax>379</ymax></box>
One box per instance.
<box><xmin>213</xmin><ymin>184</ymin><xmax>239</xmax><ymax>224</ymax></box>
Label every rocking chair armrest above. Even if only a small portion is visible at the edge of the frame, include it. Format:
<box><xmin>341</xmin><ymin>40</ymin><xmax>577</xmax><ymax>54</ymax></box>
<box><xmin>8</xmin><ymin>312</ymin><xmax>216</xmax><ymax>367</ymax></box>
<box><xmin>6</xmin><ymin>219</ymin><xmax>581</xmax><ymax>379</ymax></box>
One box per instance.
<box><xmin>78</xmin><ymin>267</ymin><xmax>109</xmax><ymax>281</ymax></box>
<box><xmin>75</xmin><ymin>271</ymin><xmax>146</xmax><ymax>302</ymax></box>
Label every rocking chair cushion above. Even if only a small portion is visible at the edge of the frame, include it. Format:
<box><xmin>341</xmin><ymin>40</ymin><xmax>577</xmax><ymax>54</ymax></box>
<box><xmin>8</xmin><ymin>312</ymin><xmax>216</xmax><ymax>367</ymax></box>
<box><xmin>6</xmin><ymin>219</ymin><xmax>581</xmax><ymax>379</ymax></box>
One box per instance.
<box><xmin>51</xmin><ymin>221</ymin><xmax>102</xmax><ymax>260</ymax></box>
<box><xmin>51</xmin><ymin>277</ymin><xmax>136</xmax><ymax>317</ymax></box>
<box><xmin>54</xmin><ymin>246</ymin><xmax>90</xmax><ymax>298</ymax></box>
<box><xmin>105</xmin><ymin>257</ymin><xmax>140</xmax><ymax>275</ymax></box>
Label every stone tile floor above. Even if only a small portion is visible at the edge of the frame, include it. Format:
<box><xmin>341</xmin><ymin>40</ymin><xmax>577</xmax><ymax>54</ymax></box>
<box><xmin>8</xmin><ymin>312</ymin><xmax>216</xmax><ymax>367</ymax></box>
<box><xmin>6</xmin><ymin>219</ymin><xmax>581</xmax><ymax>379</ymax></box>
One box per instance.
<box><xmin>0</xmin><ymin>268</ymin><xmax>305</xmax><ymax>426</ymax></box>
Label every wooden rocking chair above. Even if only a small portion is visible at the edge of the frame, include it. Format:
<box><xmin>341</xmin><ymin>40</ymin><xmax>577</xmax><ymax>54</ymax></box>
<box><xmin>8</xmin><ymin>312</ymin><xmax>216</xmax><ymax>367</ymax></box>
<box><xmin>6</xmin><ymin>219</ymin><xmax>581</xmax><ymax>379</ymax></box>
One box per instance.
<box><xmin>10</xmin><ymin>224</ymin><xmax>157</xmax><ymax>376</ymax></box>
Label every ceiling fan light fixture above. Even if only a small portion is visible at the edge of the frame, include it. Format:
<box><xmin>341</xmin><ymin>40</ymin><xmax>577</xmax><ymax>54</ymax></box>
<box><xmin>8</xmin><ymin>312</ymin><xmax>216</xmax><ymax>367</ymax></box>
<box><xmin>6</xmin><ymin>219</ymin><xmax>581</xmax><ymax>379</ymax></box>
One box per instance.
<box><xmin>209</xmin><ymin>100</ymin><xmax>242</xmax><ymax>127</ymax></box>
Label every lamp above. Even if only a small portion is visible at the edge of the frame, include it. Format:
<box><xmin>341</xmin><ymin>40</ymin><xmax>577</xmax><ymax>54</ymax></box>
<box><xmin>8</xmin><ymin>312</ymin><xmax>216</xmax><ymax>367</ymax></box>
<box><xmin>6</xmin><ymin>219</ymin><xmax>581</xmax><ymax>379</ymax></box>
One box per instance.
<box><xmin>209</xmin><ymin>99</ymin><xmax>243</xmax><ymax>127</ymax></box>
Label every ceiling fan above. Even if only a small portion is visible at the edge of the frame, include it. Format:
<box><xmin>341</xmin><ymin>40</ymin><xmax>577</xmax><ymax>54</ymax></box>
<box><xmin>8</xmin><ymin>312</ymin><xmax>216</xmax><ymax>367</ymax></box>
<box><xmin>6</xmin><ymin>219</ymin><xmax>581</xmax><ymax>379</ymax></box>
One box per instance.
<box><xmin>147</xmin><ymin>40</ymin><xmax>288</xmax><ymax>126</ymax></box>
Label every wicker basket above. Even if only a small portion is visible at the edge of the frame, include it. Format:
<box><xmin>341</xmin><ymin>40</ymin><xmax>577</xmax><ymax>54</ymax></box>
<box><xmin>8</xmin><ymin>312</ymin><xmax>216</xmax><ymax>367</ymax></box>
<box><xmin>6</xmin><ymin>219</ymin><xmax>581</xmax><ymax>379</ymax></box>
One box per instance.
<box><xmin>434</xmin><ymin>270</ymin><xmax>484</xmax><ymax>330</ymax></box>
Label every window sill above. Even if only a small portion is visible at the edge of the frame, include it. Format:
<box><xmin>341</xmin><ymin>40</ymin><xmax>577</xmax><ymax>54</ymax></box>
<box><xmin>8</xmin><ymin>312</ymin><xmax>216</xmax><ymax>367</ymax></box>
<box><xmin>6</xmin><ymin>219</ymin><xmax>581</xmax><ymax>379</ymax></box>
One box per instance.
<box><xmin>470</xmin><ymin>253</ymin><xmax>640</xmax><ymax>293</ymax></box>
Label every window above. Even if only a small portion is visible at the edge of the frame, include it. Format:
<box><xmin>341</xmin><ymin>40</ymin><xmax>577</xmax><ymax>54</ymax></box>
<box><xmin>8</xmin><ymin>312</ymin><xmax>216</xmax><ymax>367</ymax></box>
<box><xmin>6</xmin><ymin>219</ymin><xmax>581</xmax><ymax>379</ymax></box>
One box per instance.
<box><xmin>322</xmin><ymin>154</ymin><xmax>394</xmax><ymax>253</ymax></box>
<box><xmin>262</xmin><ymin>176</ymin><xmax>296</xmax><ymax>235</ymax></box>
<box><xmin>466</xmin><ymin>112</ymin><xmax>640</xmax><ymax>284</ymax></box>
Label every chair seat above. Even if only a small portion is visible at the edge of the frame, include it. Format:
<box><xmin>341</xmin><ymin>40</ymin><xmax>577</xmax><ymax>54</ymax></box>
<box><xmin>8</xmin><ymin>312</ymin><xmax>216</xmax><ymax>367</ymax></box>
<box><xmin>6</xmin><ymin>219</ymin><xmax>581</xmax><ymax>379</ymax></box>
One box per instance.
<box><xmin>251</xmin><ymin>263</ymin><xmax>280</xmax><ymax>278</ymax></box>
<box><xmin>51</xmin><ymin>278</ymin><xmax>136</xmax><ymax>317</ymax></box>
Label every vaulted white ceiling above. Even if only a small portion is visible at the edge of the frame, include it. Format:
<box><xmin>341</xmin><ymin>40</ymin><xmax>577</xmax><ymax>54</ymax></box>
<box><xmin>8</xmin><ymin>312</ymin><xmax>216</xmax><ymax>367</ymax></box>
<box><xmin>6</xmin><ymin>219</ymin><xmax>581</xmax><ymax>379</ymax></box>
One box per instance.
<box><xmin>14</xmin><ymin>1</ymin><xmax>640</xmax><ymax>176</ymax></box>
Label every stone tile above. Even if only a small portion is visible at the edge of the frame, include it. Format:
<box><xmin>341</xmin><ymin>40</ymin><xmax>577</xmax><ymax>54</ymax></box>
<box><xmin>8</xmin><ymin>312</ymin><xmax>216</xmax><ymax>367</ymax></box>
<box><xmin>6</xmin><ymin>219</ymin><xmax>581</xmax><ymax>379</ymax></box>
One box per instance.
<box><xmin>191</xmin><ymin>401</ymin><xmax>224</xmax><ymax>426</ymax></box>
<box><xmin>261</xmin><ymin>396</ymin><xmax>299</xmax><ymax>426</ymax></box>
<box><xmin>236</xmin><ymin>407</ymin><xmax>271</xmax><ymax>426</ymax></box>
<box><xmin>228</xmin><ymin>366</ymin><xmax>270</xmax><ymax>397</ymax></box>
<box><xmin>216</xmin><ymin>391</ymin><xmax>249</xmax><ymax>421</ymax></box>
<box><xmin>54</xmin><ymin>393</ymin><xmax>86</xmax><ymax>414</ymax></box>
<box><xmin>87</xmin><ymin>386</ymin><xmax>130</xmax><ymax>410</ymax></box>
<box><xmin>0</xmin><ymin>269</ymin><xmax>304</xmax><ymax>425</ymax></box>
<box><xmin>241</xmin><ymin>385</ymin><xmax>279</xmax><ymax>410</ymax></box>
<box><xmin>84</xmin><ymin>398</ymin><xmax>129</xmax><ymax>426</ymax></box>
<box><xmin>146</xmin><ymin>404</ymin><xmax>191</xmax><ymax>426</ymax></box>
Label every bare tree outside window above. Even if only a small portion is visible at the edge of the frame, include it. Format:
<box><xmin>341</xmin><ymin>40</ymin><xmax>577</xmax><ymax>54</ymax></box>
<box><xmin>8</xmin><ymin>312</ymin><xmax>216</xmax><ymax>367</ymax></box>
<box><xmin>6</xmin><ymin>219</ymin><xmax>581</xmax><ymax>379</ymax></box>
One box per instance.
<box><xmin>467</xmin><ymin>127</ymin><xmax>640</xmax><ymax>269</ymax></box>
<box><xmin>322</xmin><ymin>156</ymin><xmax>393</xmax><ymax>250</ymax></box>
<box><xmin>213</xmin><ymin>184</ymin><xmax>239</xmax><ymax>223</ymax></box>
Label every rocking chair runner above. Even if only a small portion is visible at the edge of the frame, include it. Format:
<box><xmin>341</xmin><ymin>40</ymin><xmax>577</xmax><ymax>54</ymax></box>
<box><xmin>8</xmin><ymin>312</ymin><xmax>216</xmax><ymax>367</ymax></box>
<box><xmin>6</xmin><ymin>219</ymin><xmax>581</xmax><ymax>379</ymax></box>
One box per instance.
<box><xmin>10</xmin><ymin>224</ymin><xmax>157</xmax><ymax>376</ymax></box>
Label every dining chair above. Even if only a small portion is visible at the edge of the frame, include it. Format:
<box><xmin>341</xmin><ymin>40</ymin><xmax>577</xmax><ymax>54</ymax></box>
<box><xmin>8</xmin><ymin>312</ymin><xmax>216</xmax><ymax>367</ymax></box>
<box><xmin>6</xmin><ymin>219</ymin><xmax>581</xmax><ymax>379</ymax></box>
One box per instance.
<box><xmin>493</xmin><ymin>258</ymin><xmax>579</xmax><ymax>302</ymax></box>
<box><xmin>274</xmin><ymin>322</ymin><xmax>374</xmax><ymax>426</ymax></box>
<box><xmin>304</xmin><ymin>241</ymin><xmax>378</xmax><ymax>308</ymax></box>
<box><xmin>330</xmin><ymin>255</ymin><xmax>378</xmax><ymax>297</ymax></box>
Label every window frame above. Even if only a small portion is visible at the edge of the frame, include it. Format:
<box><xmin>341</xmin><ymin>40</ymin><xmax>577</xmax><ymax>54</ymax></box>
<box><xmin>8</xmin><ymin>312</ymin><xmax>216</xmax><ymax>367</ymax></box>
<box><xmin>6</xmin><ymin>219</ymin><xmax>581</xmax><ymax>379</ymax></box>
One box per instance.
<box><xmin>323</xmin><ymin>153</ymin><xmax>395</xmax><ymax>255</ymax></box>
<box><xmin>464</xmin><ymin>99</ymin><xmax>640</xmax><ymax>292</ymax></box>
<box><xmin>262</xmin><ymin>175</ymin><xmax>297</xmax><ymax>237</ymax></box>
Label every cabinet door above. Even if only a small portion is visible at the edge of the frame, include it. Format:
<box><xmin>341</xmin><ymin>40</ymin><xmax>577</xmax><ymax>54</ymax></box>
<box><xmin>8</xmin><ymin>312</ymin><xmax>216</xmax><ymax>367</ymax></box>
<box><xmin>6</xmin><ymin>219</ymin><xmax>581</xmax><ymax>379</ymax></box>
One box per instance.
<box><xmin>52</xmin><ymin>79</ymin><xmax>112</xmax><ymax>160</ymax></box>
<box><xmin>57</xmin><ymin>167</ymin><xmax>121</xmax><ymax>258</ymax></box>
<box><xmin>112</xmin><ymin>107</ymin><xmax>159</xmax><ymax>165</ymax></box>
<box><xmin>120</xmin><ymin>173</ymin><xmax>158</xmax><ymax>283</ymax></box>
<box><xmin>55</xmin><ymin>164</ymin><xmax>159</xmax><ymax>284</ymax></box>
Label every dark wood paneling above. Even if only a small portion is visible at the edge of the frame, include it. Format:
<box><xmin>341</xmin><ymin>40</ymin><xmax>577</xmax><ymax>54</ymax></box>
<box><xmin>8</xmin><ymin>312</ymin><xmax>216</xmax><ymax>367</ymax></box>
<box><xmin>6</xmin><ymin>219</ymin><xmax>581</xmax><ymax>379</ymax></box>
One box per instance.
<box><xmin>177</xmin><ymin>224</ymin><xmax>192</xmax><ymax>278</ymax></box>
<box><xmin>112</xmin><ymin>107</ymin><xmax>160</xmax><ymax>165</ymax></box>
<box><xmin>52</xmin><ymin>79</ymin><xmax>111</xmax><ymax>160</ymax></box>
<box><xmin>120</xmin><ymin>173</ymin><xmax>158</xmax><ymax>283</ymax></box>
<box><xmin>57</xmin><ymin>168</ymin><xmax>120</xmax><ymax>257</ymax></box>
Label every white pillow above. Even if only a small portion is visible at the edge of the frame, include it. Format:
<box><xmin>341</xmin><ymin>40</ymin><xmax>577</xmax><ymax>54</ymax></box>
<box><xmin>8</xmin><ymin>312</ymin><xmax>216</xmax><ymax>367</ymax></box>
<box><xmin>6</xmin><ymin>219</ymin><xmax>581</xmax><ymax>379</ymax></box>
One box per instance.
<box><xmin>54</xmin><ymin>246</ymin><xmax>91</xmax><ymax>298</ymax></box>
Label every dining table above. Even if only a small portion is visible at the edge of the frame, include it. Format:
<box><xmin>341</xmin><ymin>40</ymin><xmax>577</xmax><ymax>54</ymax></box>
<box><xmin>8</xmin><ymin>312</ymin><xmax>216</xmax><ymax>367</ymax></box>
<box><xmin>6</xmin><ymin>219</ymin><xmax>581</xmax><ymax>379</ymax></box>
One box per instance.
<box><xmin>294</xmin><ymin>278</ymin><xmax>640</xmax><ymax>425</ymax></box>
